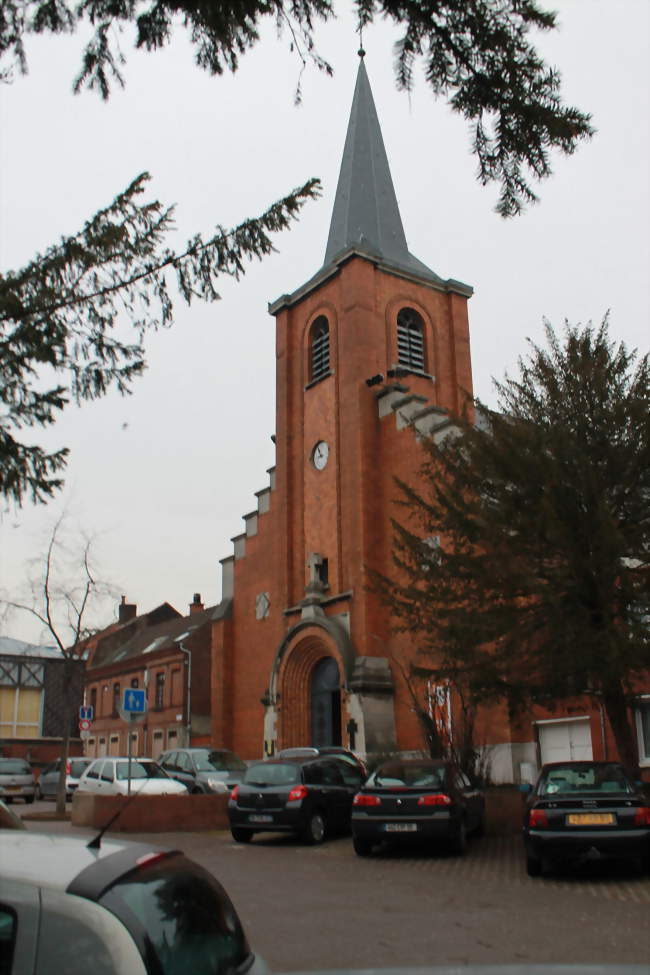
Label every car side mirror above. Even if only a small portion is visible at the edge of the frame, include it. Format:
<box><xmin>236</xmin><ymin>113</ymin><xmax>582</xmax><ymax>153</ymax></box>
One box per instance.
<box><xmin>519</xmin><ymin>783</ymin><xmax>532</xmax><ymax>795</ymax></box>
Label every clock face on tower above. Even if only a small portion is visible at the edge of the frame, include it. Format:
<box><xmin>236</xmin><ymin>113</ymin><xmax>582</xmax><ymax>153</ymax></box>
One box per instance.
<box><xmin>311</xmin><ymin>440</ymin><xmax>329</xmax><ymax>471</ymax></box>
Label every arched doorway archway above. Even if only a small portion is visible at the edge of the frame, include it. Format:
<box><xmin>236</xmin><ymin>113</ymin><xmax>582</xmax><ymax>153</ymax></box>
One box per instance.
<box><xmin>310</xmin><ymin>657</ymin><xmax>342</xmax><ymax>747</ymax></box>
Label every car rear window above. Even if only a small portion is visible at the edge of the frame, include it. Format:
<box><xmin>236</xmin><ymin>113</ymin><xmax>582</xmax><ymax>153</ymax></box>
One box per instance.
<box><xmin>539</xmin><ymin>764</ymin><xmax>633</xmax><ymax>795</ymax></box>
<box><xmin>99</xmin><ymin>854</ymin><xmax>251</xmax><ymax>975</ymax></box>
<box><xmin>371</xmin><ymin>763</ymin><xmax>446</xmax><ymax>789</ymax></box>
<box><xmin>69</xmin><ymin>760</ymin><xmax>91</xmax><ymax>778</ymax></box>
<box><xmin>243</xmin><ymin>763</ymin><xmax>299</xmax><ymax>786</ymax></box>
<box><xmin>194</xmin><ymin>751</ymin><xmax>247</xmax><ymax>773</ymax></box>
<box><xmin>0</xmin><ymin>760</ymin><xmax>31</xmax><ymax>775</ymax></box>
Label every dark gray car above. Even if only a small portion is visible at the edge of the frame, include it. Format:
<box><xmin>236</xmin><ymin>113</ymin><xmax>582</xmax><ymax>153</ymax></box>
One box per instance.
<box><xmin>0</xmin><ymin>758</ymin><xmax>35</xmax><ymax>804</ymax></box>
<box><xmin>159</xmin><ymin>747</ymin><xmax>247</xmax><ymax>794</ymax></box>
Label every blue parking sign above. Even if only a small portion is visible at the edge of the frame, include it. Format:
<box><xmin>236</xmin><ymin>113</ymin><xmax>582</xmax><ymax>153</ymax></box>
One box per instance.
<box><xmin>122</xmin><ymin>688</ymin><xmax>146</xmax><ymax>713</ymax></box>
<box><xmin>79</xmin><ymin>705</ymin><xmax>94</xmax><ymax>721</ymax></box>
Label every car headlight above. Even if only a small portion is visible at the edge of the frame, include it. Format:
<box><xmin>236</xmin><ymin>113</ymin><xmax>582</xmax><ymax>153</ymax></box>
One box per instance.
<box><xmin>206</xmin><ymin>778</ymin><xmax>229</xmax><ymax>793</ymax></box>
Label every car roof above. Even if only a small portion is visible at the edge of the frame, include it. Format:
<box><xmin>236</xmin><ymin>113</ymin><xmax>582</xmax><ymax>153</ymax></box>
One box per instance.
<box><xmin>89</xmin><ymin>756</ymin><xmax>156</xmax><ymax>762</ymax></box>
<box><xmin>0</xmin><ymin>832</ymin><xmax>155</xmax><ymax>891</ymax></box>
<box><xmin>540</xmin><ymin>761</ymin><xmax>626</xmax><ymax>769</ymax></box>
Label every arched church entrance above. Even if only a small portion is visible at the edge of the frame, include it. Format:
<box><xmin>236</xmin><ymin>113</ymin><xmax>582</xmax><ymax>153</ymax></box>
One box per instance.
<box><xmin>310</xmin><ymin>657</ymin><xmax>342</xmax><ymax>747</ymax></box>
<box><xmin>274</xmin><ymin>631</ymin><xmax>344</xmax><ymax>750</ymax></box>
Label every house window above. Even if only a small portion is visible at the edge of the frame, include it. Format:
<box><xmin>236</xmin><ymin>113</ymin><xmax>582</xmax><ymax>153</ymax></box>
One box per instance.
<box><xmin>112</xmin><ymin>682</ymin><xmax>121</xmax><ymax>716</ymax></box>
<box><xmin>255</xmin><ymin>592</ymin><xmax>270</xmax><ymax>620</ymax></box>
<box><xmin>89</xmin><ymin>687</ymin><xmax>97</xmax><ymax>716</ymax></box>
<box><xmin>636</xmin><ymin>700</ymin><xmax>650</xmax><ymax>765</ymax></box>
<box><xmin>170</xmin><ymin>668</ymin><xmax>182</xmax><ymax>705</ymax></box>
<box><xmin>130</xmin><ymin>677</ymin><xmax>139</xmax><ymax>689</ymax></box>
<box><xmin>309</xmin><ymin>316</ymin><xmax>330</xmax><ymax>383</ymax></box>
<box><xmin>155</xmin><ymin>672</ymin><xmax>165</xmax><ymax>709</ymax></box>
<box><xmin>0</xmin><ymin>658</ymin><xmax>44</xmax><ymax>739</ymax></box>
<box><xmin>397</xmin><ymin>307</ymin><xmax>425</xmax><ymax>372</ymax></box>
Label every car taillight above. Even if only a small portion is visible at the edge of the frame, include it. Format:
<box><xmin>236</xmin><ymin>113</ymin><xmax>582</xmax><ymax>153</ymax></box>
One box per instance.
<box><xmin>633</xmin><ymin>806</ymin><xmax>650</xmax><ymax>826</ymax></box>
<box><xmin>288</xmin><ymin>785</ymin><xmax>308</xmax><ymax>801</ymax></box>
<box><xmin>417</xmin><ymin>793</ymin><xmax>452</xmax><ymax>806</ymax></box>
<box><xmin>230</xmin><ymin>785</ymin><xmax>239</xmax><ymax>801</ymax></box>
<box><xmin>135</xmin><ymin>852</ymin><xmax>170</xmax><ymax>869</ymax></box>
<box><xmin>529</xmin><ymin>808</ymin><xmax>549</xmax><ymax>828</ymax></box>
<box><xmin>353</xmin><ymin>794</ymin><xmax>382</xmax><ymax>806</ymax></box>
<box><xmin>65</xmin><ymin>761</ymin><xmax>71</xmax><ymax>775</ymax></box>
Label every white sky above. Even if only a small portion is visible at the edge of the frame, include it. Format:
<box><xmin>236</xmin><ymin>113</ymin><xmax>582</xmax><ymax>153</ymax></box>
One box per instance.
<box><xmin>1</xmin><ymin>0</ymin><xmax>648</xmax><ymax>643</ymax></box>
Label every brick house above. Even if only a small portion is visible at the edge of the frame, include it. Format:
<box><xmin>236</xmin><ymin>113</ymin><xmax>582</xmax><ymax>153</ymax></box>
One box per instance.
<box><xmin>0</xmin><ymin>637</ymin><xmax>84</xmax><ymax>766</ymax></box>
<box><xmin>209</xmin><ymin>56</ymin><xmax>650</xmax><ymax>781</ymax></box>
<box><xmin>83</xmin><ymin>594</ymin><xmax>214</xmax><ymax>760</ymax></box>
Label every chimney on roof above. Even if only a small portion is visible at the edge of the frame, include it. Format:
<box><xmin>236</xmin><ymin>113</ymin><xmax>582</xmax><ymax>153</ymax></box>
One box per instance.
<box><xmin>118</xmin><ymin>595</ymin><xmax>137</xmax><ymax>623</ymax></box>
<box><xmin>189</xmin><ymin>592</ymin><xmax>204</xmax><ymax>615</ymax></box>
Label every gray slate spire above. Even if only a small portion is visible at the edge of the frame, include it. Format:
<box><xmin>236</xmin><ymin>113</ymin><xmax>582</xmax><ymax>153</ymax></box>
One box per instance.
<box><xmin>324</xmin><ymin>57</ymin><xmax>441</xmax><ymax>284</ymax></box>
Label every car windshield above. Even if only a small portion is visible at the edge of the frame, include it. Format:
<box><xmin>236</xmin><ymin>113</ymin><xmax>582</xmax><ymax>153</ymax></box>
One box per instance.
<box><xmin>99</xmin><ymin>853</ymin><xmax>251</xmax><ymax>975</ymax></box>
<box><xmin>116</xmin><ymin>761</ymin><xmax>167</xmax><ymax>781</ymax></box>
<box><xmin>194</xmin><ymin>750</ymin><xmax>247</xmax><ymax>773</ymax></box>
<box><xmin>0</xmin><ymin>760</ymin><xmax>31</xmax><ymax>775</ymax></box>
<box><xmin>539</xmin><ymin>763</ymin><xmax>633</xmax><ymax>796</ymax></box>
<box><xmin>243</xmin><ymin>763</ymin><xmax>299</xmax><ymax>787</ymax></box>
<box><xmin>371</xmin><ymin>763</ymin><xmax>446</xmax><ymax>789</ymax></box>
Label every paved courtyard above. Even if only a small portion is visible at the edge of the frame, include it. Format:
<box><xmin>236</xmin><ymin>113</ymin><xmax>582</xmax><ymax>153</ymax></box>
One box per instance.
<box><xmin>21</xmin><ymin>804</ymin><xmax>650</xmax><ymax>971</ymax></box>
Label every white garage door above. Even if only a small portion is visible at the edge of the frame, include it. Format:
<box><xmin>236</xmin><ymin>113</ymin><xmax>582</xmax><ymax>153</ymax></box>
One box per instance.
<box><xmin>538</xmin><ymin>718</ymin><xmax>593</xmax><ymax>764</ymax></box>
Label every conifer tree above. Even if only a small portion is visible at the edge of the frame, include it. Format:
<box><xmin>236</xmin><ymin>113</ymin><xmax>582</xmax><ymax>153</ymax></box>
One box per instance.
<box><xmin>376</xmin><ymin>320</ymin><xmax>650</xmax><ymax>773</ymax></box>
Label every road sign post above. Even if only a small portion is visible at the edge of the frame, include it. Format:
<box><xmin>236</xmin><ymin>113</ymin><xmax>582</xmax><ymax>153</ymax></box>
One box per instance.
<box><xmin>120</xmin><ymin>689</ymin><xmax>148</xmax><ymax>795</ymax></box>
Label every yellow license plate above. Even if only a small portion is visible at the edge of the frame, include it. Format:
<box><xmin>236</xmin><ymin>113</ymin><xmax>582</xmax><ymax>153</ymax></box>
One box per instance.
<box><xmin>567</xmin><ymin>813</ymin><xmax>615</xmax><ymax>826</ymax></box>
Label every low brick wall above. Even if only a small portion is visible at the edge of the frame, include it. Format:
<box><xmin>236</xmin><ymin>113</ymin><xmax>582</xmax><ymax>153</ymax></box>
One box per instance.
<box><xmin>72</xmin><ymin>791</ymin><xmax>230</xmax><ymax>832</ymax></box>
<box><xmin>485</xmin><ymin>786</ymin><xmax>526</xmax><ymax>835</ymax></box>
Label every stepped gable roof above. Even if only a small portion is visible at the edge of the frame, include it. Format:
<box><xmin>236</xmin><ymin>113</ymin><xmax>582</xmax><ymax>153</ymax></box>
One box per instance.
<box><xmin>269</xmin><ymin>56</ymin><xmax>472</xmax><ymax>314</ymax></box>
<box><xmin>87</xmin><ymin>601</ymin><xmax>197</xmax><ymax>669</ymax></box>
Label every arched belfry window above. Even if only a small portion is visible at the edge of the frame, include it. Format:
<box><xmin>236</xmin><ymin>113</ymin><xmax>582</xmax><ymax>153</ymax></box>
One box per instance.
<box><xmin>397</xmin><ymin>307</ymin><xmax>425</xmax><ymax>372</ymax></box>
<box><xmin>309</xmin><ymin>315</ymin><xmax>330</xmax><ymax>383</ymax></box>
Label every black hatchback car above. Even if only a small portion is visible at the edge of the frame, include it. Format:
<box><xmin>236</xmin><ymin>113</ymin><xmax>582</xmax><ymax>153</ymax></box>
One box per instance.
<box><xmin>228</xmin><ymin>755</ymin><xmax>365</xmax><ymax>844</ymax></box>
<box><xmin>522</xmin><ymin>760</ymin><xmax>650</xmax><ymax>876</ymax></box>
<box><xmin>350</xmin><ymin>758</ymin><xmax>485</xmax><ymax>856</ymax></box>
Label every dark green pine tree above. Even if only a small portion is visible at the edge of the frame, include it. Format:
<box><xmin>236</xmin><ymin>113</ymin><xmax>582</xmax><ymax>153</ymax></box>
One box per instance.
<box><xmin>2</xmin><ymin>1</ymin><xmax>593</xmax><ymax>216</ymax></box>
<box><xmin>0</xmin><ymin>173</ymin><xmax>320</xmax><ymax>505</ymax></box>
<box><xmin>376</xmin><ymin>320</ymin><xmax>650</xmax><ymax>774</ymax></box>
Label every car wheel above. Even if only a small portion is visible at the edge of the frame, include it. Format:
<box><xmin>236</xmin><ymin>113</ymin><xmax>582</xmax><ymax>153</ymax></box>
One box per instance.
<box><xmin>451</xmin><ymin>820</ymin><xmax>467</xmax><ymax>856</ymax></box>
<box><xmin>473</xmin><ymin>812</ymin><xmax>486</xmax><ymax>838</ymax></box>
<box><xmin>231</xmin><ymin>828</ymin><xmax>253</xmax><ymax>843</ymax></box>
<box><xmin>191</xmin><ymin>787</ymin><xmax>203</xmax><ymax>795</ymax></box>
<box><xmin>303</xmin><ymin>811</ymin><xmax>326</xmax><ymax>845</ymax></box>
<box><xmin>25</xmin><ymin>794</ymin><xmax>35</xmax><ymax>805</ymax></box>
<box><xmin>526</xmin><ymin>853</ymin><xmax>542</xmax><ymax>877</ymax></box>
<box><xmin>4</xmin><ymin>798</ymin><xmax>11</xmax><ymax>805</ymax></box>
<box><xmin>353</xmin><ymin>836</ymin><xmax>373</xmax><ymax>857</ymax></box>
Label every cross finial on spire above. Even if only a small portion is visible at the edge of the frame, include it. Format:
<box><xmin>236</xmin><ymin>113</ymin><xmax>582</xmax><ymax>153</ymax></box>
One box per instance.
<box><xmin>357</xmin><ymin>20</ymin><xmax>365</xmax><ymax>59</ymax></box>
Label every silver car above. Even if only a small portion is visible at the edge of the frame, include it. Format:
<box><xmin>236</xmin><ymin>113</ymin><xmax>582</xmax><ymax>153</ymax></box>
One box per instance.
<box><xmin>0</xmin><ymin>831</ymin><xmax>267</xmax><ymax>974</ymax></box>
<box><xmin>0</xmin><ymin>758</ymin><xmax>35</xmax><ymax>804</ymax></box>
<box><xmin>36</xmin><ymin>758</ymin><xmax>92</xmax><ymax>800</ymax></box>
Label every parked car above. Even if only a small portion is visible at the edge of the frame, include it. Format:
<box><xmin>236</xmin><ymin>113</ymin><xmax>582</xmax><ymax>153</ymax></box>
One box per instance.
<box><xmin>228</xmin><ymin>754</ymin><xmax>365</xmax><ymax>844</ymax></box>
<box><xmin>522</xmin><ymin>760</ymin><xmax>650</xmax><ymax>877</ymax></box>
<box><xmin>159</xmin><ymin>747</ymin><xmax>247</xmax><ymax>794</ymax></box>
<box><xmin>278</xmin><ymin>746</ymin><xmax>367</xmax><ymax>777</ymax></box>
<box><xmin>0</xmin><ymin>831</ymin><xmax>267</xmax><ymax>975</ymax></box>
<box><xmin>350</xmin><ymin>758</ymin><xmax>485</xmax><ymax>857</ymax></box>
<box><xmin>77</xmin><ymin>757</ymin><xmax>188</xmax><ymax>796</ymax></box>
<box><xmin>0</xmin><ymin>758</ymin><xmax>35</xmax><ymax>804</ymax></box>
<box><xmin>36</xmin><ymin>757</ymin><xmax>93</xmax><ymax>800</ymax></box>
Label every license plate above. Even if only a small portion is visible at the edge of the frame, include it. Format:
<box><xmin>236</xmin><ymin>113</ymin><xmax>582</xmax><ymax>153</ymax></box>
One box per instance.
<box><xmin>567</xmin><ymin>813</ymin><xmax>615</xmax><ymax>826</ymax></box>
<box><xmin>384</xmin><ymin>822</ymin><xmax>417</xmax><ymax>832</ymax></box>
<box><xmin>5</xmin><ymin>786</ymin><xmax>20</xmax><ymax>792</ymax></box>
<box><xmin>248</xmin><ymin>814</ymin><xmax>273</xmax><ymax>823</ymax></box>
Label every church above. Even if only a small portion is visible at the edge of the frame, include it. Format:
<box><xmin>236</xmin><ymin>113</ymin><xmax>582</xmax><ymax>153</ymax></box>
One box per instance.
<box><xmin>210</xmin><ymin>55</ymin><xmax>504</xmax><ymax>769</ymax></box>
<box><xmin>80</xmin><ymin>58</ymin><xmax>648</xmax><ymax>782</ymax></box>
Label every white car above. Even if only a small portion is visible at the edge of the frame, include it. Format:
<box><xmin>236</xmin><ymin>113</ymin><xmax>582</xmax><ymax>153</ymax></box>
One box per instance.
<box><xmin>77</xmin><ymin>757</ymin><xmax>188</xmax><ymax>796</ymax></box>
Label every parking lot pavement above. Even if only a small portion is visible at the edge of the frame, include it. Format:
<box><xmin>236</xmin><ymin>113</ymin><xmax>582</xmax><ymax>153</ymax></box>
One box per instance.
<box><xmin>19</xmin><ymin>810</ymin><xmax>650</xmax><ymax>971</ymax></box>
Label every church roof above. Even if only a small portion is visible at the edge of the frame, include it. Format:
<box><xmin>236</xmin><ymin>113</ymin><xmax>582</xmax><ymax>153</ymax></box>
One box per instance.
<box><xmin>323</xmin><ymin>56</ymin><xmax>441</xmax><ymax>284</ymax></box>
<box><xmin>269</xmin><ymin>56</ymin><xmax>471</xmax><ymax>315</ymax></box>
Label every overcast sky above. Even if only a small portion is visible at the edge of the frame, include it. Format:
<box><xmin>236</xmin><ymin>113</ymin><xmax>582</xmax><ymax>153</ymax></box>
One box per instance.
<box><xmin>1</xmin><ymin>1</ymin><xmax>648</xmax><ymax>644</ymax></box>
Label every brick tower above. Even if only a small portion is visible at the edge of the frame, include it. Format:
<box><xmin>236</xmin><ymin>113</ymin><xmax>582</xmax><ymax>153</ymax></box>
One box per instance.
<box><xmin>211</xmin><ymin>55</ymin><xmax>474</xmax><ymax>760</ymax></box>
